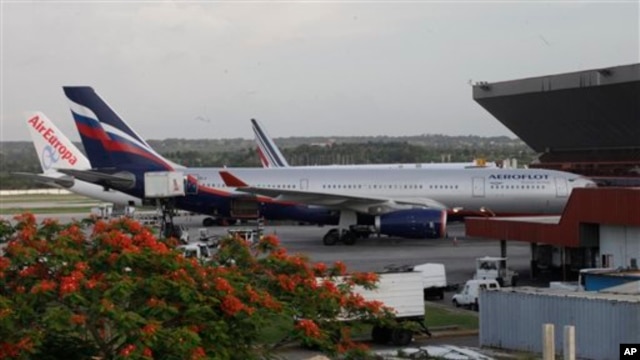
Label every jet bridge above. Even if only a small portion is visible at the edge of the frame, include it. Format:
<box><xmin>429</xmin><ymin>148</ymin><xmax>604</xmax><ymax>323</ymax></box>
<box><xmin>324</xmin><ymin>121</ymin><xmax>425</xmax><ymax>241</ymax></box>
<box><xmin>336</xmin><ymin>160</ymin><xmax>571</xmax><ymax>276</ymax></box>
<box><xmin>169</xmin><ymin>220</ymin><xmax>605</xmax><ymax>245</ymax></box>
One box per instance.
<box><xmin>144</xmin><ymin>171</ymin><xmax>186</xmax><ymax>239</ymax></box>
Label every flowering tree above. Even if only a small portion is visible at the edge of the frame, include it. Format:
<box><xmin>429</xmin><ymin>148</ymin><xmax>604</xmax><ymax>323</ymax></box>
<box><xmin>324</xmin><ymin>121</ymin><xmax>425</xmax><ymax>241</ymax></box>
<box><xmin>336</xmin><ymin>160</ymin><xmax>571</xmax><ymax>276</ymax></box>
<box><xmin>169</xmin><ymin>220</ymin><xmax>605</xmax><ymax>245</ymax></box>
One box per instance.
<box><xmin>0</xmin><ymin>214</ymin><xmax>396</xmax><ymax>359</ymax></box>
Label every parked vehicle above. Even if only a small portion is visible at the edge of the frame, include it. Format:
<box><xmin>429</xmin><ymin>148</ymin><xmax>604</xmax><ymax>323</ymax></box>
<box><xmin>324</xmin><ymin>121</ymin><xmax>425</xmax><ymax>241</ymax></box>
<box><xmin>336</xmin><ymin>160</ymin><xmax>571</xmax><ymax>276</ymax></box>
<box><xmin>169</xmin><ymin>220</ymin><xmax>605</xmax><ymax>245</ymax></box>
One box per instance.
<box><xmin>384</xmin><ymin>263</ymin><xmax>449</xmax><ymax>300</ymax></box>
<box><xmin>326</xmin><ymin>270</ymin><xmax>430</xmax><ymax>346</ymax></box>
<box><xmin>452</xmin><ymin>279</ymin><xmax>500</xmax><ymax>311</ymax></box>
<box><xmin>176</xmin><ymin>243</ymin><xmax>215</xmax><ymax>262</ymax></box>
<box><xmin>412</xmin><ymin>263</ymin><xmax>447</xmax><ymax>300</ymax></box>
<box><xmin>473</xmin><ymin>256</ymin><xmax>518</xmax><ymax>287</ymax></box>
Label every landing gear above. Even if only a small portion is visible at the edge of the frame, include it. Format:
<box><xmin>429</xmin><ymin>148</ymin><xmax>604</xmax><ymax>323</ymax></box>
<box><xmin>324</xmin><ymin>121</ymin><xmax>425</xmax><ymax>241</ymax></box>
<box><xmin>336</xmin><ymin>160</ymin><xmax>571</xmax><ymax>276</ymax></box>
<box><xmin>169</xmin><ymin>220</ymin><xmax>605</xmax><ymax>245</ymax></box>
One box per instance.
<box><xmin>342</xmin><ymin>231</ymin><xmax>356</xmax><ymax>245</ymax></box>
<box><xmin>323</xmin><ymin>229</ymin><xmax>340</xmax><ymax>246</ymax></box>
<box><xmin>157</xmin><ymin>199</ymin><xmax>188</xmax><ymax>243</ymax></box>
<box><xmin>202</xmin><ymin>217</ymin><xmax>215</xmax><ymax>227</ymax></box>
<box><xmin>321</xmin><ymin>210</ymin><xmax>369</xmax><ymax>246</ymax></box>
<box><xmin>321</xmin><ymin>229</ymin><xmax>361</xmax><ymax>246</ymax></box>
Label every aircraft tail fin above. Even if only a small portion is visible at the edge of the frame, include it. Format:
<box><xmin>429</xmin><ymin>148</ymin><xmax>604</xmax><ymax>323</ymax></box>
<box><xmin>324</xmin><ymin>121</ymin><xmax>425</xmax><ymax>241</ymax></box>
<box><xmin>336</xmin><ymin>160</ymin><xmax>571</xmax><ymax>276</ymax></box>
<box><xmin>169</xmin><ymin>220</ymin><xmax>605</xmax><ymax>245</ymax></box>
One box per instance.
<box><xmin>251</xmin><ymin>118</ymin><xmax>289</xmax><ymax>168</ymax></box>
<box><xmin>26</xmin><ymin>112</ymin><xmax>91</xmax><ymax>173</ymax></box>
<box><xmin>63</xmin><ymin>86</ymin><xmax>182</xmax><ymax>172</ymax></box>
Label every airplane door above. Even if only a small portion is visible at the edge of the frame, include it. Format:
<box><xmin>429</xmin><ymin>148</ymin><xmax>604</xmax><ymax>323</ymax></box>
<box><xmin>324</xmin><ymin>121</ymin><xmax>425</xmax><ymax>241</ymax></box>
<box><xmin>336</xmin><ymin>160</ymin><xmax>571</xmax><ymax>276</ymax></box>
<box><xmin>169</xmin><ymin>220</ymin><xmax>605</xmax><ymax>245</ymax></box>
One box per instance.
<box><xmin>555</xmin><ymin>177</ymin><xmax>568</xmax><ymax>197</ymax></box>
<box><xmin>185</xmin><ymin>174</ymin><xmax>198</xmax><ymax>195</ymax></box>
<box><xmin>472</xmin><ymin>177</ymin><xmax>485</xmax><ymax>197</ymax></box>
<box><xmin>300</xmin><ymin>179</ymin><xmax>309</xmax><ymax>190</ymax></box>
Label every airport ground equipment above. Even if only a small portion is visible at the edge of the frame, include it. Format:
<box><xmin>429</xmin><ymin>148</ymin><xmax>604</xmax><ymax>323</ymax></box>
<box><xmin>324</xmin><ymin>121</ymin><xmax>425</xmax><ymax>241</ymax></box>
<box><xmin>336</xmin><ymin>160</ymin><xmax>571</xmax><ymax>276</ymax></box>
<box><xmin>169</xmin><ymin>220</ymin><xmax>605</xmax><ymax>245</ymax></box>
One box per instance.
<box><xmin>143</xmin><ymin>171</ymin><xmax>186</xmax><ymax>240</ymax></box>
<box><xmin>332</xmin><ymin>270</ymin><xmax>430</xmax><ymax>346</ymax></box>
<box><xmin>90</xmin><ymin>204</ymin><xmax>135</xmax><ymax>219</ymax></box>
<box><xmin>226</xmin><ymin>228</ymin><xmax>262</xmax><ymax>245</ymax></box>
<box><xmin>176</xmin><ymin>243</ymin><xmax>215</xmax><ymax>262</ymax></box>
<box><xmin>383</xmin><ymin>263</ymin><xmax>449</xmax><ymax>300</ymax></box>
<box><xmin>473</xmin><ymin>256</ymin><xmax>519</xmax><ymax>287</ymax></box>
<box><xmin>452</xmin><ymin>279</ymin><xmax>500</xmax><ymax>311</ymax></box>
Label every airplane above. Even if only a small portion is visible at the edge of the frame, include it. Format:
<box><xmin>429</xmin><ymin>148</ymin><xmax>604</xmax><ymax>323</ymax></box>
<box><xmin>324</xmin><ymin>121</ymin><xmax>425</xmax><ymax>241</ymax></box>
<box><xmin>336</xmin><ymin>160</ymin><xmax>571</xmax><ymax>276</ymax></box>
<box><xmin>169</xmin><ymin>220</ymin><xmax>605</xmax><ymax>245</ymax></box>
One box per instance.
<box><xmin>12</xmin><ymin>112</ymin><xmax>142</xmax><ymax>206</ymax></box>
<box><xmin>61</xmin><ymin>86</ymin><xmax>348</xmax><ymax>229</ymax></box>
<box><xmin>251</xmin><ymin>118</ymin><xmax>498</xmax><ymax>170</ymax></box>
<box><xmin>61</xmin><ymin>86</ymin><xmax>595</xmax><ymax>246</ymax></box>
<box><xmin>214</xmin><ymin>165</ymin><xmax>595</xmax><ymax>245</ymax></box>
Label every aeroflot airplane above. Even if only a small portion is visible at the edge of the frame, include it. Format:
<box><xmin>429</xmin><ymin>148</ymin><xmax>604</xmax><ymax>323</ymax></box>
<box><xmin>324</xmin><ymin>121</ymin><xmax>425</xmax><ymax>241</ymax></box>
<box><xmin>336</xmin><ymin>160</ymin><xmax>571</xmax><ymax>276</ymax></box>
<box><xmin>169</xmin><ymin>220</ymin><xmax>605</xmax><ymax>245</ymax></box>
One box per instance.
<box><xmin>61</xmin><ymin>86</ymin><xmax>596</xmax><ymax>246</ymax></box>
<box><xmin>251</xmin><ymin>118</ymin><xmax>497</xmax><ymax>170</ymax></box>
<box><xmin>12</xmin><ymin>112</ymin><xmax>141</xmax><ymax>206</ymax></box>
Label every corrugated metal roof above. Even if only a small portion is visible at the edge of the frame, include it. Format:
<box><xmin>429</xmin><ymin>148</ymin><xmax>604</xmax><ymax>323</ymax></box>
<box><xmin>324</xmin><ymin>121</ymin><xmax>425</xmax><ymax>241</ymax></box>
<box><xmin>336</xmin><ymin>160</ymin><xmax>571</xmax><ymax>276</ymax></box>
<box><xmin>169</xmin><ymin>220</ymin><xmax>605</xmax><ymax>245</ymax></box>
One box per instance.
<box><xmin>493</xmin><ymin>286</ymin><xmax>640</xmax><ymax>303</ymax></box>
<box><xmin>465</xmin><ymin>187</ymin><xmax>640</xmax><ymax>246</ymax></box>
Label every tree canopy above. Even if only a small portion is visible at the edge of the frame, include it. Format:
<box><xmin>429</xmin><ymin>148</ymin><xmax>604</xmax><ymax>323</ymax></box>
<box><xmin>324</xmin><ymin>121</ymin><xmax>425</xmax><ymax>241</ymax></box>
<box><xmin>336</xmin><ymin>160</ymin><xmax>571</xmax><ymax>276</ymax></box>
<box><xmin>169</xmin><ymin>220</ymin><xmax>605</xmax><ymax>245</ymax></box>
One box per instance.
<box><xmin>0</xmin><ymin>214</ymin><xmax>396</xmax><ymax>359</ymax></box>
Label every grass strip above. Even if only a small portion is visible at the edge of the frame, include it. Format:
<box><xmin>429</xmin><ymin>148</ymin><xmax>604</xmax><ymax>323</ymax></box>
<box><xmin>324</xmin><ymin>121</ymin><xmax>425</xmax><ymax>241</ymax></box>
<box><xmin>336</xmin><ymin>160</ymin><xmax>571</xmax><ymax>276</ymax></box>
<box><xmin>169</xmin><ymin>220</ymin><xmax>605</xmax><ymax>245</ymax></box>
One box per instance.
<box><xmin>0</xmin><ymin>207</ymin><xmax>95</xmax><ymax>215</ymax></box>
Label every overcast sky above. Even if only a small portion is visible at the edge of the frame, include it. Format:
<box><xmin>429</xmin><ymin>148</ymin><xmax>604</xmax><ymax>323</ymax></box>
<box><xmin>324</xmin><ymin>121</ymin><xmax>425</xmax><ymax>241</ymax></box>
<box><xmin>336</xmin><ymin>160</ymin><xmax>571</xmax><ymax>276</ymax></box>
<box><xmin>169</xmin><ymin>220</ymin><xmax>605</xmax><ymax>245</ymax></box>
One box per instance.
<box><xmin>1</xmin><ymin>1</ymin><xmax>638</xmax><ymax>142</ymax></box>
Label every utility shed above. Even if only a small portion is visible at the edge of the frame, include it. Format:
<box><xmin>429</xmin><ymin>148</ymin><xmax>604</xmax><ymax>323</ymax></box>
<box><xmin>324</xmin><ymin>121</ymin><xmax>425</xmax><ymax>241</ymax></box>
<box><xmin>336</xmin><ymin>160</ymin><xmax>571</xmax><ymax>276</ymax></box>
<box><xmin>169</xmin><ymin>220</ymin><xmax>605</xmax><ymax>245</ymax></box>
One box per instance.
<box><xmin>479</xmin><ymin>287</ymin><xmax>640</xmax><ymax>360</ymax></box>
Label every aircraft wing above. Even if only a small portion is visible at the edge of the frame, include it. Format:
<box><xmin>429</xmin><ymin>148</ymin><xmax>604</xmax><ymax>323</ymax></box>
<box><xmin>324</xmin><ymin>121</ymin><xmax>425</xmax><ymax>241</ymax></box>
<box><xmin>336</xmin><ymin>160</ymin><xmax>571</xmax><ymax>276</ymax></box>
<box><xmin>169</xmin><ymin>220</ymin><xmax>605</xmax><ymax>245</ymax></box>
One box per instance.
<box><xmin>11</xmin><ymin>172</ymin><xmax>75</xmax><ymax>188</ymax></box>
<box><xmin>57</xmin><ymin>169</ymin><xmax>135</xmax><ymax>189</ymax></box>
<box><xmin>219</xmin><ymin>170</ymin><xmax>447</xmax><ymax>214</ymax></box>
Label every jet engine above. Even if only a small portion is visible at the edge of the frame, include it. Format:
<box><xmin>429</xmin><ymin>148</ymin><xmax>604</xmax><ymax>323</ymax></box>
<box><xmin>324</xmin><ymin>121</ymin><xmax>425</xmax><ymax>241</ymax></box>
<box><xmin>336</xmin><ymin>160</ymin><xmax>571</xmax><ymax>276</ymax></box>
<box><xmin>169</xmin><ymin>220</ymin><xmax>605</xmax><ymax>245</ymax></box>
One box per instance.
<box><xmin>375</xmin><ymin>209</ymin><xmax>447</xmax><ymax>239</ymax></box>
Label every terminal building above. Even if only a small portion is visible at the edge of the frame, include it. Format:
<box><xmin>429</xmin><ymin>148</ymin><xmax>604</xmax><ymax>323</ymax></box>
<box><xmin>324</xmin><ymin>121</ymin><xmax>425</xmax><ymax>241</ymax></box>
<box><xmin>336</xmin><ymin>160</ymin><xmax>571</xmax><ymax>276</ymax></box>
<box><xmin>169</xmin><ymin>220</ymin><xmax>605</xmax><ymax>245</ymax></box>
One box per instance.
<box><xmin>469</xmin><ymin>64</ymin><xmax>640</xmax><ymax>359</ymax></box>
<box><xmin>468</xmin><ymin>63</ymin><xmax>640</xmax><ymax>276</ymax></box>
<box><xmin>473</xmin><ymin>63</ymin><xmax>640</xmax><ymax>187</ymax></box>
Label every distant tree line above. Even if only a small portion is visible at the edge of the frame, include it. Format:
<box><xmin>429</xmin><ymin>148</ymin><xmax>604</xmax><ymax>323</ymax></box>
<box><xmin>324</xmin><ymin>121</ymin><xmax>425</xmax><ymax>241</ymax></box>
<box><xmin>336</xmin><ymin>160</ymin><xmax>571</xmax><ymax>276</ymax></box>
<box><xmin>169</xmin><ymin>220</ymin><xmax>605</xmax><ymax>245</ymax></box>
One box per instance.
<box><xmin>0</xmin><ymin>136</ymin><xmax>536</xmax><ymax>190</ymax></box>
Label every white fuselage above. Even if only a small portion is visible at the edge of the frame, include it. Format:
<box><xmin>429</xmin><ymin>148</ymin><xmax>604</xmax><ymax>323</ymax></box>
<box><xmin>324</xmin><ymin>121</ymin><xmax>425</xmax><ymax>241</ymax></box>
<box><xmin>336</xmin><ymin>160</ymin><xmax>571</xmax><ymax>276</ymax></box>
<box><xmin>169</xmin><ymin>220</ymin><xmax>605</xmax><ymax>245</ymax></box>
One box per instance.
<box><xmin>48</xmin><ymin>172</ymin><xmax>142</xmax><ymax>206</ymax></box>
<box><xmin>189</xmin><ymin>167</ymin><xmax>595</xmax><ymax>215</ymax></box>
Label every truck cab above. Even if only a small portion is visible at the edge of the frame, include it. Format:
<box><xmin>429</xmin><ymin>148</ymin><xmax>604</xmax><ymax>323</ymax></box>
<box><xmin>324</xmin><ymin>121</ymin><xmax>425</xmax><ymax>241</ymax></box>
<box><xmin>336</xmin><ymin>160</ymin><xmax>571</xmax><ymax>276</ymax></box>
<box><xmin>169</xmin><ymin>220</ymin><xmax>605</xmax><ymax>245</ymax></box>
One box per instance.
<box><xmin>452</xmin><ymin>279</ymin><xmax>500</xmax><ymax>310</ymax></box>
<box><xmin>474</xmin><ymin>256</ymin><xmax>519</xmax><ymax>287</ymax></box>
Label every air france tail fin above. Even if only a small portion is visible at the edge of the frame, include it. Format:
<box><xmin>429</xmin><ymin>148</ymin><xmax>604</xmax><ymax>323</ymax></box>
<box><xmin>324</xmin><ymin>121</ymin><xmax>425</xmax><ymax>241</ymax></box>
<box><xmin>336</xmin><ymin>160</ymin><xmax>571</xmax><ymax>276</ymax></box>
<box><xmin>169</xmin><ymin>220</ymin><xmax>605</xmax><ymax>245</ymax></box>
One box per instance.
<box><xmin>26</xmin><ymin>112</ymin><xmax>91</xmax><ymax>173</ymax></box>
<box><xmin>63</xmin><ymin>86</ymin><xmax>183</xmax><ymax>172</ymax></box>
<box><xmin>251</xmin><ymin>118</ymin><xmax>289</xmax><ymax>168</ymax></box>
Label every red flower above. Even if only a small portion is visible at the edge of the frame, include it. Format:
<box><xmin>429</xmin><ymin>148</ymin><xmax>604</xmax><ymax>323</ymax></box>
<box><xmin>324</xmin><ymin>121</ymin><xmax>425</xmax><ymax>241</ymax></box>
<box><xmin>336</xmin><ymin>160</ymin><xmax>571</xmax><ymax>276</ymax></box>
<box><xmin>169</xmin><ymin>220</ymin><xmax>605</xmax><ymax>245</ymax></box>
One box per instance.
<box><xmin>261</xmin><ymin>293</ymin><xmax>282</xmax><ymax>311</ymax></box>
<box><xmin>333</xmin><ymin>261</ymin><xmax>347</xmax><ymax>275</ymax></box>
<box><xmin>259</xmin><ymin>234</ymin><xmax>280</xmax><ymax>248</ymax></box>
<box><xmin>245</xmin><ymin>285</ymin><xmax>260</xmax><ymax>303</ymax></box>
<box><xmin>221</xmin><ymin>295</ymin><xmax>245</xmax><ymax>316</ymax></box>
<box><xmin>71</xmin><ymin>314</ymin><xmax>86</xmax><ymax>325</ymax></box>
<box><xmin>277</xmin><ymin>274</ymin><xmax>296</xmax><ymax>292</ymax></box>
<box><xmin>142</xmin><ymin>322</ymin><xmax>159</xmax><ymax>336</ymax></box>
<box><xmin>142</xmin><ymin>347</ymin><xmax>153</xmax><ymax>358</ymax></box>
<box><xmin>295</xmin><ymin>319</ymin><xmax>321</xmax><ymax>338</ymax></box>
<box><xmin>313</xmin><ymin>262</ymin><xmax>328</xmax><ymax>275</ymax></box>
<box><xmin>30</xmin><ymin>280</ymin><xmax>56</xmax><ymax>294</ymax></box>
<box><xmin>119</xmin><ymin>343</ymin><xmax>136</xmax><ymax>357</ymax></box>
<box><xmin>351</xmin><ymin>272</ymin><xmax>379</xmax><ymax>285</ymax></box>
<box><xmin>191</xmin><ymin>346</ymin><xmax>206</xmax><ymax>360</ymax></box>
<box><xmin>214</xmin><ymin>277</ymin><xmax>234</xmax><ymax>294</ymax></box>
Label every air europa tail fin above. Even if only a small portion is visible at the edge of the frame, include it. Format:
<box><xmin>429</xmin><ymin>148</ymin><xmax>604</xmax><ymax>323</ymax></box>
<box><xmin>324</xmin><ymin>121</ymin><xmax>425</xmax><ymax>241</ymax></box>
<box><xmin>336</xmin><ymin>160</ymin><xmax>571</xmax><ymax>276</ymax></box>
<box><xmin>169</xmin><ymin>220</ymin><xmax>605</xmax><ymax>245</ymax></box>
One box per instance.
<box><xmin>63</xmin><ymin>86</ymin><xmax>183</xmax><ymax>172</ymax></box>
<box><xmin>26</xmin><ymin>112</ymin><xmax>91</xmax><ymax>172</ymax></box>
<box><xmin>251</xmin><ymin>118</ymin><xmax>289</xmax><ymax>168</ymax></box>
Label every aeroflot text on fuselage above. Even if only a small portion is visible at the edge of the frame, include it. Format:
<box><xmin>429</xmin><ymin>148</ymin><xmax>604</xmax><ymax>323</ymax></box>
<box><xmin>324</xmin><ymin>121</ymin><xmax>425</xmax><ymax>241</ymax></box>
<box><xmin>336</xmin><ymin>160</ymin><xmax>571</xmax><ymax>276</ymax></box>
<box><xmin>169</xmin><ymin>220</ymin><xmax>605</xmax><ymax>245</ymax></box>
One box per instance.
<box><xmin>28</xmin><ymin>115</ymin><xmax>78</xmax><ymax>166</ymax></box>
<box><xmin>488</xmin><ymin>174</ymin><xmax>549</xmax><ymax>180</ymax></box>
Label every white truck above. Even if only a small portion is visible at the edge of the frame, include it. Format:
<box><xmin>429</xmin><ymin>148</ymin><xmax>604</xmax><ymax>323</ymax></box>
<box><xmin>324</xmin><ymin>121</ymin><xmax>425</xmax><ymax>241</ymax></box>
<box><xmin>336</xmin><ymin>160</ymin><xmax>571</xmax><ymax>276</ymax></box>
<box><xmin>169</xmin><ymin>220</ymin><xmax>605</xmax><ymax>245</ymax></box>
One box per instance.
<box><xmin>452</xmin><ymin>279</ymin><xmax>500</xmax><ymax>311</ymax></box>
<box><xmin>473</xmin><ymin>256</ymin><xmax>519</xmax><ymax>287</ymax></box>
<box><xmin>177</xmin><ymin>243</ymin><xmax>216</xmax><ymax>261</ymax></box>
<box><xmin>337</xmin><ymin>271</ymin><xmax>431</xmax><ymax>346</ymax></box>
<box><xmin>384</xmin><ymin>263</ymin><xmax>448</xmax><ymax>300</ymax></box>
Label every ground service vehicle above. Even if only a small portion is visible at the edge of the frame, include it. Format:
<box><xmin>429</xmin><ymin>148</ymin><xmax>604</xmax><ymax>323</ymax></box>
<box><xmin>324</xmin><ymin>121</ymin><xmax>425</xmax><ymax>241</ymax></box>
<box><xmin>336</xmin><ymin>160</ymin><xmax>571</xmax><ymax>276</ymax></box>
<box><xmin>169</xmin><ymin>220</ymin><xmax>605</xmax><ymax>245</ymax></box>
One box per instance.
<box><xmin>473</xmin><ymin>256</ymin><xmax>519</xmax><ymax>287</ymax></box>
<box><xmin>177</xmin><ymin>243</ymin><xmax>215</xmax><ymax>262</ymax></box>
<box><xmin>384</xmin><ymin>263</ymin><xmax>448</xmax><ymax>300</ymax></box>
<box><xmin>348</xmin><ymin>271</ymin><xmax>431</xmax><ymax>346</ymax></box>
<box><xmin>452</xmin><ymin>279</ymin><xmax>500</xmax><ymax>310</ymax></box>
